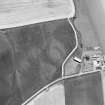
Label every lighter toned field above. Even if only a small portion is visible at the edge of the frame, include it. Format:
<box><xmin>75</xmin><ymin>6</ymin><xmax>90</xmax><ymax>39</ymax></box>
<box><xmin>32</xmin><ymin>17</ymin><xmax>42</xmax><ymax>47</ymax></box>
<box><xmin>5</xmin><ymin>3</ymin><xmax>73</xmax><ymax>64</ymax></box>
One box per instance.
<box><xmin>26</xmin><ymin>84</ymin><xmax>65</xmax><ymax>105</ymax></box>
<box><xmin>0</xmin><ymin>0</ymin><xmax>75</xmax><ymax>29</ymax></box>
<box><xmin>74</xmin><ymin>0</ymin><xmax>99</xmax><ymax>48</ymax></box>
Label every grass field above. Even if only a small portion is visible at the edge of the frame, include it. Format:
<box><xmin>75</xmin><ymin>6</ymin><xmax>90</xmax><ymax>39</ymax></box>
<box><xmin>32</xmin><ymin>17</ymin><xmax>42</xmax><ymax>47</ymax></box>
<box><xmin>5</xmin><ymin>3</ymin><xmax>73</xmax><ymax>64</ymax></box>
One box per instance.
<box><xmin>74</xmin><ymin>0</ymin><xmax>99</xmax><ymax>48</ymax></box>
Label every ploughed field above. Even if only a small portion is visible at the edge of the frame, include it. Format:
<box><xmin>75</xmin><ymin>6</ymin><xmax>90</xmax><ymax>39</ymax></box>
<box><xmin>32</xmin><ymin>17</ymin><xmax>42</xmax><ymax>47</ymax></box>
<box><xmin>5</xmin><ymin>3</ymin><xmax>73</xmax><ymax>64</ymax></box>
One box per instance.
<box><xmin>64</xmin><ymin>71</ymin><xmax>103</xmax><ymax>105</ymax></box>
<box><xmin>0</xmin><ymin>18</ymin><xmax>76</xmax><ymax>104</ymax></box>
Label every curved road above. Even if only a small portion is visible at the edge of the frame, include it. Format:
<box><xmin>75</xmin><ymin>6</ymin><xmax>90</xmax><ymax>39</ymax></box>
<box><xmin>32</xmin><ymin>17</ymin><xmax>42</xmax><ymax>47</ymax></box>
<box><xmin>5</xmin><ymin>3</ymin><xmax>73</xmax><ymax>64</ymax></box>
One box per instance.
<box><xmin>22</xmin><ymin>18</ymin><xmax>78</xmax><ymax>105</ymax></box>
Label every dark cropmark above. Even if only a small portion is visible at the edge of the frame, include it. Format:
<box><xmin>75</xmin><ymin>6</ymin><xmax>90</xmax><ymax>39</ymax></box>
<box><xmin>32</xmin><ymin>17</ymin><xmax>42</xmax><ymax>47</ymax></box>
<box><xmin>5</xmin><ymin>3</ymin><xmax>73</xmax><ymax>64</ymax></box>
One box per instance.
<box><xmin>0</xmin><ymin>18</ymin><xmax>76</xmax><ymax>104</ymax></box>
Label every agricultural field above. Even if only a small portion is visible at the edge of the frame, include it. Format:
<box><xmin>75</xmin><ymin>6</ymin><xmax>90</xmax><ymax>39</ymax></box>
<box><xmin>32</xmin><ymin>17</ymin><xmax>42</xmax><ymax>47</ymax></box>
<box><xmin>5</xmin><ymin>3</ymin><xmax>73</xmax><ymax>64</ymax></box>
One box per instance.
<box><xmin>0</xmin><ymin>0</ymin><xmax>74</xmax><ymax>29</ymax></box>
<box><xmin>0</xmin><ymin>18</ymin><xmax>76</xmax><ymax>104</ymax></box>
